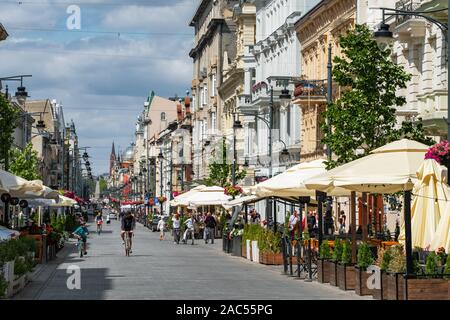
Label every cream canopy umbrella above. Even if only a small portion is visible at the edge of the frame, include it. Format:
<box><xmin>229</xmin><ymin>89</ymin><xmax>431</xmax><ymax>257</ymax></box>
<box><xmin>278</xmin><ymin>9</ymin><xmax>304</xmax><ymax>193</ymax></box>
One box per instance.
<box><xmin>305</xmin><ymin>139</ymin><xmax>429</xmax><ymax>193</ymax></box>
<box><xmin>188</xmin><ymin>186</ymin><xmax>231</xmax><ymax>207</ymax></box>
<box><xmin>0</xmin><ymin>169</ymin><xmax>44</xmax><ymax>196</ymax></box>
<box><xmin>398</xmin><ymin>159</ymin><xmax>449</xmax><ymax>249</ymax></box>
<box><xmin>170</xmin><ymin>185</ymin><xmax>206</xmax><ymax>207</ymax></box>
<box><xmin>255</xmin><ymin>159</ymin><xmax>352</xmax><ymax>197</ymax></box>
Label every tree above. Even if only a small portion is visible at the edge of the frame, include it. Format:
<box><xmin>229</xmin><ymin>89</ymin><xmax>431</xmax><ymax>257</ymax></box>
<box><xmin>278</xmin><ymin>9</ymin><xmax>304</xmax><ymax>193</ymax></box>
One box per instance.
<box><xmin>321</xmin><ymin>25</ymin><xmax>434</xmax><ymax>169</ymax></box>
<box><xmin>9</xmin><ymin>143</ymin><xmax>42</xmax><ymax>180</ymax></box>
<box><xmin>0</xmin><ymin>94</ymin><xmax>21</xmax><ymax>170</ymax></box>
<box><xmin>206</xmin><ymin>137</ymin><xmax>246</xmax><ymax>187</ymax></box>
<box><xmin>99</xmin><ymin>178</ymin><xmax>107</xmax><ymax>193</ymax></box>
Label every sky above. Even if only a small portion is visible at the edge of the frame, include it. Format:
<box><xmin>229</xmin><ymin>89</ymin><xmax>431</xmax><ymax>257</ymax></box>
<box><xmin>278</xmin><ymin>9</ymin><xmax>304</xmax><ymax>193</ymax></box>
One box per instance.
<box><xmin>0</xmin><ymin>0</ymin><xmax>197</xmax><ymax>175</ymax></box>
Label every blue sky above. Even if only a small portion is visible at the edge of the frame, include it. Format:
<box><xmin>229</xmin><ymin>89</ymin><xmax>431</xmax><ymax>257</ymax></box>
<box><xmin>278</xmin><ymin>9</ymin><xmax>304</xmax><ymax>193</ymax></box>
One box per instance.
<box><xmin>0</xmin><ymin>0</ymin><xmax>197</xmax><ymax>175</ymax></box>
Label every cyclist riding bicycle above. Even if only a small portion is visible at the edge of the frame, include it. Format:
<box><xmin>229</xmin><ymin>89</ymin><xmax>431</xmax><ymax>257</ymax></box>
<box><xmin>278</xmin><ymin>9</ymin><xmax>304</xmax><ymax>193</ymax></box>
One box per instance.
<box><xmin>73</xmin><ymin>222</ymin><xmax>89</xmax><ymax>255</ymax></box>
<box><xmin>95</xmin><ymin>211</ymin><xmax>104</xmax><ymax>233</ymax></box>
<box><xmin>121</xmin><ymin>211</ymin><xmax>136</xmax><ymax>253</ymax></box>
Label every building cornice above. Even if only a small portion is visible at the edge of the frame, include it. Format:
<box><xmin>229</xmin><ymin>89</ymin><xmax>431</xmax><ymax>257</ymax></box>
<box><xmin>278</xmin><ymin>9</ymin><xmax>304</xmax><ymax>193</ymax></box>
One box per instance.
<box><xmin>189</xmin><ymin>0</ymin><xmax>210</xmax><ymax>27</ymax></box>
<box><xmin>189</xmin><ymin>18</ymin><xmax>225</xmax><ymax>59</ymax></box>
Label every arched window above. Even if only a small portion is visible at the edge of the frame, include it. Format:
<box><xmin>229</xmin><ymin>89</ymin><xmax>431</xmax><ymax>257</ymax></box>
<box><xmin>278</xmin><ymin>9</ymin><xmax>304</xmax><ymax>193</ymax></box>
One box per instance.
<box><xmin>161</xmin><ymin>112</ymin><xmax>166</xmax><ymax>121</ymax></box>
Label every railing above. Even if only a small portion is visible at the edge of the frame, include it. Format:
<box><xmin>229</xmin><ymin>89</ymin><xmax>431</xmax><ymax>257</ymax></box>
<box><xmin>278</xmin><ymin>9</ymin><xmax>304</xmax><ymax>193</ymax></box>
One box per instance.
<box><xmin>395</xmin><ymin>0</ymin><xmax>423</xmax><ymax>25</ymax></box>
<box><xmin>293</xmin><ymin>79</ymin><xmax>327</xmax><ymax>98</ymax></box>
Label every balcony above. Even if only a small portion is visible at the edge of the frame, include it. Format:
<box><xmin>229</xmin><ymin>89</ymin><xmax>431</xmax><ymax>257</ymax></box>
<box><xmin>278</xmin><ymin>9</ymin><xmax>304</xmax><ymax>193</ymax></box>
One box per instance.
<box><xmin>292</xmin><ymin>79</ymin><xmax>327</xmax><ymax>106</ymax></box>
<box><xmin>394</xmin><ymin>0</ymin><xmax>427</xmax><ymax>41</ymax></box>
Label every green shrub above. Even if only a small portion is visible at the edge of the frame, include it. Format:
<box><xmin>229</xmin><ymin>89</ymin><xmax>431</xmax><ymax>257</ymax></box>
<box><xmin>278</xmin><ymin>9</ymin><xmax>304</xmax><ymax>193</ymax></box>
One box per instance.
<box><xmin>19</xmin><ymin>237</ymin><xmax>36</xmax><ymax>253</ymax></box>
<box><xmin>64</xmin><ymin>214</ymin><xmax>77</xmax><ymax>232</ymax></box>
<box><xmin>425</xmin><ymin>252</ymin><xmax>439</xmax><ymax>276</ymax></box>
<box><xmin>387</xmin><ymin>245</ymin><xmax>406</xmax><ymax>274</ymax></box>
<box><xmin>258</xmin><ymin>229</ymin><xmax>281</xmax><ymax>254</ymax></box>
<box><xmin>379</xmin><ymin>247</ymin><xmax>392</xmax><ymax>271</ymax></box>
<box><xmin>357</xmin><ymin>242</ymin><xmax>374</xmax><ymax>269</ymax></box>
<box><xmin>319</xmin><ymin>241</ymin><xmax>332</xmax><ymax>260</ymax></box>
<box><xmin>14</xmin><ymin>258</ymin><xmax>27</xmax><ymax>276</ymax></box>
<box><xmin>0</xmin><ymin>276</ymin><xmax>7</xmax><ymax>298</ymax></box>
<box><xmin>444</xmin><ymin>254</ymin><xmax>450</xmax><ymax>277</ymax></box>
<box><xmin>341</xmin><ymin>240</ymin><xmax>352</xmax><ymax>264</ymax></box>
<box><xmin>332</xmin><ymin>239</ymin><xmax>343</xmax><ymax>262</ymax></box>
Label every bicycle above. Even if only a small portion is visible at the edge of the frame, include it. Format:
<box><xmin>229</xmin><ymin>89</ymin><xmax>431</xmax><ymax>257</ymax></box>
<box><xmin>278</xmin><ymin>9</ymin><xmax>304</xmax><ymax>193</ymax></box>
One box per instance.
<box><xmin>76</xmin><ymin>236</ymin><xmax>85</xmax><ymax>258</ymax></box>
<box><xmin>124</xmin><ymin>231</ymin><xmax>132</xmax><ymax>256</ymax></box>
<box><xmin>97</xmin><ymin>221</ymin><xmax>103</xmax><ymax>235</ymax></box>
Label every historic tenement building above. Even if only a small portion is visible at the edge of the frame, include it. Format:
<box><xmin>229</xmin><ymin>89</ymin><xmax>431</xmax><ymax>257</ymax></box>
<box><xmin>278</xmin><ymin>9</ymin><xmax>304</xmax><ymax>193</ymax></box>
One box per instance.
<box><xmin>189</xmin><ymin>0</ymin><xmax>239</xmax><ymax>181</ymax></box>
<box><xmin>294</xmin><ymin>0</ymin><xmax>356</xmax><ymax>162</ymax></box>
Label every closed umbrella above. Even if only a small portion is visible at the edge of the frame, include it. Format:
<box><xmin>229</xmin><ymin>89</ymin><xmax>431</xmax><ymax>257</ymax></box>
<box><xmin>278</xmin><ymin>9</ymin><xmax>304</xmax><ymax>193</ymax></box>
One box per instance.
<box><xmin>398</xmin><ymin>159</ymin><xmax>449</xmax><ymax>249</ymax></box>
<box><xmin>0</xmin><ymin>169</ymin><xmax>44</xmax><ymax>196</ymax></box>
<box><xmin>431</xmin><ymin>202</ymin><xmax>450</xmax><ymax>252</ymax></box>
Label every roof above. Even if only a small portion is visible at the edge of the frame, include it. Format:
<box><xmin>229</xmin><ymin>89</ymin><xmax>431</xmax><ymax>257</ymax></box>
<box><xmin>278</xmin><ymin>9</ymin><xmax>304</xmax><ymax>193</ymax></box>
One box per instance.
<box><xmin>189</xmin><ymin>0</ymin><xmax>210</xmax><ymax>27</ymax></box>
<box><xmin>294</xmin><ymin>0</ymin><xmax>330</xmax><ymax>30</ymax></box>
<box><xmin>0</xmin><ymin>23</ymin><xmax>8</xmax><ymax>41</ymax></box>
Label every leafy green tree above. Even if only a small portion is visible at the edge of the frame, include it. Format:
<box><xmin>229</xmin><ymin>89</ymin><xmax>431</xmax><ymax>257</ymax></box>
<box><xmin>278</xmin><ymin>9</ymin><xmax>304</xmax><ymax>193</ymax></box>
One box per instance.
<box><xmin>321</xmin><ymin>25</ymin><xmax>434</xmax><ymax>169</ymax></box>
<box><xmin>99</xmin><ymin>178</ymin><xmax>108</xmax><ymax>193</ymax></box>
<box><xmin>9</xmin><ymin>143</ymin><xmax>42</xmax><ymax>180</ymax></box>
<box><xmin>206</xmin><ymin>137</ymin><xmax>246</xmax><ymax>187</ymax></box>
<box><xmin>0</xmin><ymin>94</ymin><xmax>21</xmax><ymax>170</ymax></box>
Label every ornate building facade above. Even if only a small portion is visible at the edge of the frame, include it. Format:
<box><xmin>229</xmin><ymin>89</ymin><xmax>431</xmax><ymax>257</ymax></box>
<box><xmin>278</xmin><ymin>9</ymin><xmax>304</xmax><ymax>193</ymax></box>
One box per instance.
<box><xmin>189</xmin><ymin>0</ymin><xmax>239</xmax><ymax>181</ymax></box>
<box><xmin>293</xmin><ymin>0</ymin><xmax>356</xmax><ymax>162</ymax></box>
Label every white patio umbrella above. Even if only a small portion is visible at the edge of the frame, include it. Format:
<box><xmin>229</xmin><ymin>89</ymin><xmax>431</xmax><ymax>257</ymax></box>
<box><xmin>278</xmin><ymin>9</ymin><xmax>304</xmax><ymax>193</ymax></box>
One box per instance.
<box><xmin>170</xmin><ymin>185</ymin><xmax>206</xmax><ymax>207</ymax></box>
<box><xmin>431</xmin><ymin>201</ymin><xmax>450</xmax><ymax>252</ymax></box>
<box><xmin>0</xmin><ymin>169</ymin><xmax>44</xmax><ymax>196</ymax></box>
<box><xmin>51</xmin><ymin>195</ymin><xmax>77</xmax><ymax>207</ymax></box>
<box><xmin>305</xmin><ymin>139</ymin><xmax>429</xmax><ymax>193</ymax></box>
<box><xmin>255</xmin><ymin>159</ymin><xmax>352</xmax><ymax>198</ymax></box>
<box><xmin>188</xmin><ymin>186</ymin><xmax>231</xmax><ymax>207</ymax></box>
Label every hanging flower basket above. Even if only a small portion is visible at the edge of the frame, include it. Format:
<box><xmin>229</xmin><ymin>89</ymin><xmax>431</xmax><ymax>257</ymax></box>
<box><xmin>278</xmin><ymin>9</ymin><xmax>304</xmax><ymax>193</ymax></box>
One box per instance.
<box><xmin>157</xmin><ymin>196</ymin><xmax>167</xmax><ymax>203</ymax></box>
<box><xmin>425</xmin><ymin>140</ymin><xmax>450</xmax><ymax>164</ymax></box>
<box><xmin>149</xmin><ymin>199</ymin><xmax>155</xmax><ymax>206</ymax></box>
<box><xmin>224</xmin><ymin>185</ymin><xmax>243</xmax><ymax>197</ymax></box>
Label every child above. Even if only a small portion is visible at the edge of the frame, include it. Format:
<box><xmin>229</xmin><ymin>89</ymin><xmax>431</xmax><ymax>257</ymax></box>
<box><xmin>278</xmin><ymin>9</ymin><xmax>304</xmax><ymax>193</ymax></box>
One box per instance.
<box><xmin>157</xmin><ymin>217</ymin><xmax>166</xmax><ymax>241</ymax></box>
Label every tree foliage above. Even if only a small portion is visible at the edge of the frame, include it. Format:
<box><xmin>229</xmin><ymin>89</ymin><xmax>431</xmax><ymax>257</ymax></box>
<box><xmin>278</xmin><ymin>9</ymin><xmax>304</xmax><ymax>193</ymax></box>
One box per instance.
<box><xmin>9</xmin><ymin>143</ymin><xmax>42</xmax><ymax>180</ymax></box>
<box><xmin>0</xmin><ymin>94</ymin><xmax>21</xmax><ymax>169</ymax></box>
<box><xmin>321</xmin><ymin>25</ymin><xmax>434</xmax><ymax>169</ymax></box>
<box><xmin>206</xmin><ymin>137</ymin><xmax>246</xmax><ymax>187</ymax></box>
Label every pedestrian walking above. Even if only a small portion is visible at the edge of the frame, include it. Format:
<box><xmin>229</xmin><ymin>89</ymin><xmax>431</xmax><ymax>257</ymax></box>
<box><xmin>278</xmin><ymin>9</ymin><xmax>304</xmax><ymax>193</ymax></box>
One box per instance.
<box><xmin>204</xmin><ymin>212</ymin><xmax>216</xmax><ymax>244</ymax></box>
<box><xmin>172</xmin><ymin>213</ymin><xmax>181</xmax><ymax>244</ymax></box>
<box><xmin>157</xmin><ymin>217</ymin><xmax>166</xmax><ymax>241</ymax></box>
<box><xmin>182</xmin><ymin>213</ymin><xmax>195</xmax><ymax>245</ymax></box>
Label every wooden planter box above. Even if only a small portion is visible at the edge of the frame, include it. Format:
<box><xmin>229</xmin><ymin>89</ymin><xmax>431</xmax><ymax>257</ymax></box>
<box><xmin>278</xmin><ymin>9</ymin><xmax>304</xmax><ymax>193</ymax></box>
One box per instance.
<box><xmin>403</xmin><ymin>276</ymin><xmax>449</xmax><ymax>300</ymax></box>
<box><xmin>386</xmin><ymin>272</ymin><xmax>405</xmax><ymax>300</ymax></box>
<box><xmin>328</xmin><ymin>261</ymin><xmax>338</xmax><ymax>286</ymax></box>
<box><xmin>317</xmin><ymin>259</ymin><xmax>330</xmax><ymax>283</ymax></box>
<box><xmin>259</xmin><ymin>251</ymin><xmax>284</xmax><ymax>265</ymax></box>
<box><xmin>337</xmin><ymin>263</ymin><xmax>356</xmax><ymax>291</ymax></box>
<box><xmin>355</xmin><ymin>266</ymin><xmax>374</xmax><ymax>296</ymax></box>
<box><xmin>372</xmin><ymin>269</ymin><xmax>386</xmax><ymax>300</ymax></box>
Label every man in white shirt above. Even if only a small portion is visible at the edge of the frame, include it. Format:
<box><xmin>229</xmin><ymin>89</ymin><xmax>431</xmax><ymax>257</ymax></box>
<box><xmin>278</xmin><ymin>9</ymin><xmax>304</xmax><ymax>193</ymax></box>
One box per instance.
<box><xmin>289</xmin><ymin>211</ymin><xmax>299</xmax><ymax>240</ymax></box>
<box><xmin>182</xmin><ymin>213</ymin><xmax>195</xmax><ymax>245</ymax></box>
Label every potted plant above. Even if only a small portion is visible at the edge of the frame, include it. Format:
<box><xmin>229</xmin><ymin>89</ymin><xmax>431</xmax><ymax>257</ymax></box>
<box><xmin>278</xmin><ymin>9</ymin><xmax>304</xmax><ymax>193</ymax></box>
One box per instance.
<box><xmin>386</xmin><ymin>244</ymin><xmax>406</xmax><ymax>300</ymax></box>
<box><xmin>224</xmin><ymin>185</ymin><xmax>243</xmax><ymax>197</ymax></box>
<box><xmin>230</xmin><ymin>226</ymin><xmax>243</xmax><ymax>257</ymax></box>
<box><xmin>337</xmin><ymin>240</ymin><xmax>355</xmax><ymax>290</ymax></box>
<box><xmin>401</xmin><ymin>250</ymin><xmax>449</xmax><ymax>300</ymax></box>
<box><xmin>157</xmin><ymin>196</ymin><xmax>167</xmax><ymax>204</ymax></box>
<box><xmin>318</xmin><ymin>241</ymin><xmax>332</xmax><ymax>283</ymax></box>
<box><xmin>329</xmin><ymin>238</ymin><xmax>342</xmax><ymax>286</ymax></box>
<box><xmin>355</xmin><ymin>242</ymin><xmax>374</xmax><ymax>296</ymax></box>
<box><xmin>259</xmin><ymin>229</ymin><xmax>283</xmax><ymax>265</ymax></box>
<box><xmin>372</xmin><ymin>246</ymin><xmax>391</xmax><ymax>300</ymax></box>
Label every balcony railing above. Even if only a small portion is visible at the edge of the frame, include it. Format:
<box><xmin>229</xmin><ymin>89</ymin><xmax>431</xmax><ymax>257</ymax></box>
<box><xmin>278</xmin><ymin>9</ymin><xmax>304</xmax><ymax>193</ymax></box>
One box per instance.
<box><xmin>293</xmin><ymin>79</ymin><xmax>327</xmax><ymax>98</ymax></box>
<box><xmin>395</xmin><ymin>0</ymin><xmax>423</xmax><ymax>25</ymax></box>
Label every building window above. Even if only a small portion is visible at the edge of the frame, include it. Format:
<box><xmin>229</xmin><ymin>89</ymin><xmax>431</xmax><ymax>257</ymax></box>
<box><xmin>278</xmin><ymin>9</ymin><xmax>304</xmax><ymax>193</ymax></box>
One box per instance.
<box><xmin>211</xmin><ymin>74</ymin><xmax>216</xmax><ymax>96</ymax></box>
<box><xmin>161</xmin><ymin>112</ymin><xmax>166</xmax><ymax>120</ymax></box>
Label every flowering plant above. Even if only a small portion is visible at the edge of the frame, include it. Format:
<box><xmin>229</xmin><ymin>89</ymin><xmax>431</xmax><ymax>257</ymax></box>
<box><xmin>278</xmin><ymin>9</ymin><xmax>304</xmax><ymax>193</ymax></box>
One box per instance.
<box><xmin>425</xmin><ymin>140</ymin><xmax>450</xmax><ymax>164</ymax></box>
<box><xmin>157</xmin><ymin>196</ymin><xmax>167</xmax><ymax>203</ymax></box>
<box><xmin>224</xmin><ymin>185</ymin><xmax>243</xmax><ymax>197</ymax></box>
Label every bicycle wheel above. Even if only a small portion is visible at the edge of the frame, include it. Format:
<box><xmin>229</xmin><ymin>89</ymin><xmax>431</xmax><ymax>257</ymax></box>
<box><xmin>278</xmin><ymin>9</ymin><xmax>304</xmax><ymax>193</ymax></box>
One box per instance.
<box><xmin>124</xmin><ymin>232</ymin><xmax>130</xmax><ymax>256</ymax></box>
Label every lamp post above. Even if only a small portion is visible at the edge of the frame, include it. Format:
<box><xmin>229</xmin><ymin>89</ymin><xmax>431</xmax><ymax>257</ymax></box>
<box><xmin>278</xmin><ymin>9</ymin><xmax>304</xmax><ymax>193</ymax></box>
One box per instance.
<box><xmin>373</xmin><ymin>4</ymin><xmax>449</xmax><ymax>277</ymax></box>
<box><xmin>158</xmin><ymin>149</ymin><xmax>164</xmax><ymax>215</ymax></box>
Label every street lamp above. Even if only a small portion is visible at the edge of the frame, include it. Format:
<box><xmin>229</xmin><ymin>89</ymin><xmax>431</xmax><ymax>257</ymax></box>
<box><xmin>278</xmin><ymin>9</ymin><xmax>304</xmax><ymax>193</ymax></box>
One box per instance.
<box><xmin>158</xmin><ymin>149</ymin><xmax>164</xmax><ymax>215</ymax></box>
<box><xmin>373</xmin><ymin>5</ymin><xmax>449</xmax><ymax>276</ymax></box>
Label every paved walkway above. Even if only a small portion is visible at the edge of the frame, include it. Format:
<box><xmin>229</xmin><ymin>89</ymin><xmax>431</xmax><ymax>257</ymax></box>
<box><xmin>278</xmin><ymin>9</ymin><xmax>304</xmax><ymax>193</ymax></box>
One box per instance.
<box><xmin>13</xmin><ymin>219</ymin><xmax>371</xmax><ymax>300</ymax></box>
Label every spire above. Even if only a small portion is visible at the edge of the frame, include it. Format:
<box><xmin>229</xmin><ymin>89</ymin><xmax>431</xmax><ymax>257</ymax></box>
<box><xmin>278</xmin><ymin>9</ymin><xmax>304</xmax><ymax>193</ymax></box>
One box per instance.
<box><xmin>111</xmin><ymin>141</ymin><xmax>116</xmax><ymax>156</ymax></box>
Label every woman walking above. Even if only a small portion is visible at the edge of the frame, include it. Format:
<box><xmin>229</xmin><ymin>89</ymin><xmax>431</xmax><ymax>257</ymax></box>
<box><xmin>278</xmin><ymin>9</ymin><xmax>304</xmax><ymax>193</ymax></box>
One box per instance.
<box><xmin>172</xmin><ymin>213</ymin><xmax>181</xmax><ymax>244</ymax></box>
<box><xmin>157</xmin><ymin>217</ymin><xmax>166</xmax><ymax>241</ymax></box>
